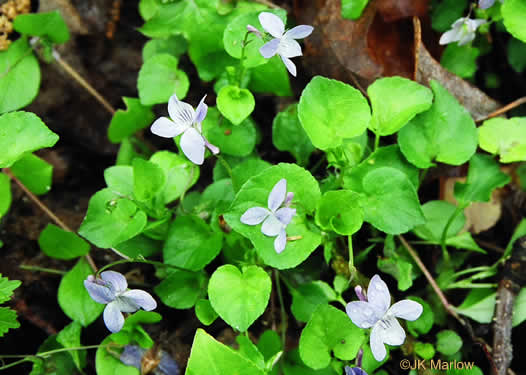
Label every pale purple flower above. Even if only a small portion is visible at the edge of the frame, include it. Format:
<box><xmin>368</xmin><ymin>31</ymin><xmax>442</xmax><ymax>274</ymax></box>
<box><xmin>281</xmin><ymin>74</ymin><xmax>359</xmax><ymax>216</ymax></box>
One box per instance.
<box><xmin>345</xmin><ymin>366</ymin><xmax>367</xmax><ymax>375</ymax></box>
<box><xmin>120</xmin><ymin>345</ymin><xmax>180</xmax><ymax>375</ymax></box>
<box><xmin>439</xmin><ymin>17</ymin><xmax>486</xmax><ymax>46</ymax></box>
<box><xmin>346</xmin><ymin>275</ymin><xmax>423</xmax><ymax>362</ymax></box>
<box><xmin>84</xmin><ymin>271</ymin><xmax>157</xmax><ymax>333</ymax></box>
<box><xmin>258</xmin><ymin>12</ymin><xmax>313</xmax><ymax>76</ymax></box>
<box><xmin>240</xmin><ymin>178</ymin><xmax>296</xmax><ymax>253</ymax></box>
<box><xmin>479</xmin><ymin>0</ymin><xmax>503</xmax><ymax>9</ymax></box>
<box><xmin>247</xmin><ymin>24</ymin><xmax>262</xmax><ymax>39</ymax></box>
<box><xmin>150</xmin><ymin>94</ymin><xmax>219</xmax><ymax>165</ymax></box>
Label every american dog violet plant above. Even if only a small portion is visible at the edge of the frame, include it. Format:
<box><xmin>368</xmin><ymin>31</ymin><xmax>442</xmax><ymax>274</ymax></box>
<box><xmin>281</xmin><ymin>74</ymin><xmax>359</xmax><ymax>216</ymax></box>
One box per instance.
<box><xmin>0</xmin><ymin>1</ymin><xmax>526</xmax><ymax>375</ymax></box>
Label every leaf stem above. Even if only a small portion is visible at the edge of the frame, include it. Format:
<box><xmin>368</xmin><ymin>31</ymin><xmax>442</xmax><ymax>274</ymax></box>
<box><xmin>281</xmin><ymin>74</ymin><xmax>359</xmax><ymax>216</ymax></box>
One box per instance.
<box><xmin>273</xmin><ymin>270</ymin><xmax>287</xmax><ymax>350</ymax></box>
<box><xmin>440</xmin><ymin>204</ymin><xmax>465</xmax><ymax>263</ymax></box>
<box><xmin>374</xmin><ymin>132</ymin><xmax>380</xmax><ymax>151</ymax></box>
<box><xmin>348</xmin><ymin>235</ymin><xmax>356</xmax><ymax>280</ymax></box>
<box><xmin>19</xmin><ymin>265</ymin><xmax>66</xmax><ymax>275</ymax></box>
<box><xmin>95</xmin><ymin>257</ymin><xmax>187</xmax><ymax>277</ymax></box>
<box><xmin>216</xmin><ymin>155</ymin><xmax>233</xmax><ymax>179</ymax></box>
<box><xmin>237</xmin><ymin>32</ymin><xmax>251</xmax><ymax>87</ymax></box>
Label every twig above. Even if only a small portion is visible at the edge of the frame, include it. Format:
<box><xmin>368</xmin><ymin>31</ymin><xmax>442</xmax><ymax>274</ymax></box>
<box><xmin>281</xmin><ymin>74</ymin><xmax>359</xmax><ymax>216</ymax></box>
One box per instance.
<box><xmin>477</xmin><ymin>96</ymin><xmax>526</xmax><ymax>123</ymax></box>
<box><xmin>3</xmin><ymin>168</ymin><xmax>98</xmax><ymax>273</ymax></box>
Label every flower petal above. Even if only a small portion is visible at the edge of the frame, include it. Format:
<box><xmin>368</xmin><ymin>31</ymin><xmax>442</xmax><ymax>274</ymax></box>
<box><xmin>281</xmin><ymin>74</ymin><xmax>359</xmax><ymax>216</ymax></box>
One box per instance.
<box><xmin>247</xmin><ymin>24</ymin><xmax>262</xmax><ymax>39</ymax></box>
<box><xmin>180</xmin><ymin>127</ymin><xmax>205</xmax><ymax>165</ymax></box>
<box><xmin>260</xmin><ymin>38</ymin><xmax>280</xmax><ymax>59</ymax></box>
<box><xmin>240</xmin><ymin>207</ymin><xmax>270</xmax><ymax>225</ymax></box>
<box><xmin>439</xmin><ymin>29</ymin><xmax>460</xmax><ymax>45</ymax></box>
<box><xmin>204</xmin><ymin>137</ymin><xmax>220</xmax><ymax>155</ymax></box>
<box><xmin>268</xmin><ymin>178</ymin><xmax>287</xmax><ymax>211</ymax></box>
<box><xmin>367</xmin><ymin>275</ymin><xmax>391</xmax><ymax>316</ymax></box>
<box><xmin>100</xmin><ymin>270</ymin><xmax>128</xmax><ymax>294</ymax></box>
<box><xmin>345</xmin><ymin>367</ymin><xmax>368</xmax><ymax>375</ymax></box>
<box><xmin>458</xmin><ymin>32</ymin><xmax>475</xmax><ymax>46</ymax></box>
<box><xmin>370</xmin><ymin>323</ymin><xmax>387</xmax><ymax>361</ymax></box>
<box><xmin>120</xmin><ymin>345</ymin><xmax>145</xmax><ymax>369</ymax></box>
<box><xmin>278</xmin><ymin>38</ymin><xmax>302</xmax><ymax>58</ymax></box>
<box><xmin>275</xmin><ymin>207</ymin><xmax>296</xmax><ymax>225</ymax></box>
<box><xmin>346</xmin><ymin>301</ymin><xmax>382</xmax><ymax>329</ymax></box>
<box><xmin>121</xmin><ymin>289</ymin><xmax>157</xmax><ymax>311</ymax></box>
<box><xmin>151</xmin><ymin>117</ymin><xmax>185</xmax><ymax>138</ymax></box>
<box><xmin>381</xmin><ymin>317</ymin><xmax>406</xmax><ymax>346</ymax></box>
<box><xmin>159</xmin><ymin>351</ymin><xmax>180</xmax><ymax>375</ymax></box>
<box><xmin>258</xmin><ymin>12</ymin><xmax>284</xmax><ymax>38</ymax></box>
<box><xmin>114</xmin><ymin>296</ymin><xmax>139</xmax><ymax>313</ymax></box>
<box><xmin>274</xmin><ymin>228</ymin><xmax>287</xmax><ymax>253</ymax></box>
<box><xmin>194</xmin><ymin>95</ymin><xmax>208</xmax><ymax>124</ymax></box>
<box><xmin>284</xmin><ymin>192</ymin><xmax>294</xmax><ymax>206</ymax></box>
<box><xmin>104</xmin><ymin>302</ymin><xmax>125</xmax><ymax>333</ymax></box>
<box><xmin>261</xmin><ymin>214</ymin><xmax>283</xmax><ymax>237</ymax></box>
<box><xmin>84</xmin><ymin>278</ymin><xmax>114</xmax><ymax>304</ymax></box>
<box><xmin>280</xmin><ymin>55</ymin><xmax>297</xmax><ymax>76</ymax></box>
<box><xmin>168</xmin><ymin>94</ymin><xmax>195</xmax><ymax>127</ymax></box>
<box><xmin>388</xmin><ymin>299</ymin><xmax>423</xmax><ymax>321</ymax></box>
<box><xmin>479</xmin><ymin>0</ymin><xmax>496</xmax><ymax>9</ymax></box>
<box><xmin>284</xmin><ymin>25</ymin><xmax>313</xmax><ymax>39</ymax></box>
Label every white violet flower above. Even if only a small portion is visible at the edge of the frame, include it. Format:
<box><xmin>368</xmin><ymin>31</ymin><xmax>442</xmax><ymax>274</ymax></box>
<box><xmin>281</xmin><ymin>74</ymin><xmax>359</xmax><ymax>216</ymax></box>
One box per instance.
<box><xmin>84</xmin><ymin>271</ymin><xmax>157</xmax><ymax>333</ymax></box>
<box><xmin>240</xmin><ymin>178</ymin><xmax>296</xmax><ymax>253</ymax></box>
<box><xmin>257</xmin><ymin>12</ymin><xmax>313</xmax><ymax>77</ymax></box>
<box><xmin>439</xmin><ymin>17</ymin><xmax>486</xmax><ymax>46</ymax></box>
<box><xmin>346</xmin><ymin>275</ymin><xmax>423</xmax><ymax>362</ymax></box>
<box><xmin>479</xmin><ymin>0</ymin><xmax>503</xmax><ymax>9</ymax></box>
<box><xmin>150</xmin><ymin>93</ymin><xmax>219</xmax><ymax>165</ymax></box>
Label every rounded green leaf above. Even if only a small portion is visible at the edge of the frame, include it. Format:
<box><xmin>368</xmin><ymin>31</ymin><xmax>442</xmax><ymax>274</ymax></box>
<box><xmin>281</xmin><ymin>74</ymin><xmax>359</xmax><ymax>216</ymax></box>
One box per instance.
<box><xmin>440</xmin><ymin>44</ymin><xmax>480</xmax><ymax>79</ymax></box>
<box><xmin>108</xmin><ymin>97</ymin><xmax>154</xmax><ymax>143</ymax></box>
<box><xmin>298</xmin><ymin>76</ymin><xmax>371</xmax><ymax>150</ymax></box>
<box><xmin>132</xmin><ymin>158</ymin><xmax>166</xmax><ymax>202</ymax></box>
<box><xmin>361</xmin><ymin>167</ymin><xmax>425</xmax><ymax>234</ymax></box>
<box><xmin>478</xmin><ymin>117</ymin><xmax>526</xmax><ymax>163</ymax></box>
<box><xmin>249</xmin><ymin>55</ymin><xmax>292</xmax><ymax>97</ymax></box>
<box><xmin>299</xmin><ymin>304</ymin><xmax>365</xmax><ymax>370</ymax></box>
<box><xmin>412</xmin><ymin>200</ymin><xmax>465</xmax><ymax>242</ymax></box>
<box><xmin>0</xmin><ymin>111</ymin><xmax>58</xmax><ymax>168</ymax></box>
<box><xmin>137</xmin><ymin>53</ymin><xmax>189</xmax><ymax>105</ymax></box>
<box><xmin>96</xmin><ymin>336</ymin><xmax>139</xmax><ymax>375</ymax></box>
<box><xmin>341</xmin><ymin>0</ymin><xmax>369</xmax><ymax>19</ymax></box>
<box><xmin>57</xmin><ymin>258</ymin><xmax>104</xmax><ymax>326</ymax></box>
<box><xmin>217</xmin><ymin>85</ymin><xmax>255</xmax><ymax>125</ymax></box>
<box><xmin>224</xmin><ymin>163</ymin><xmax>322</xmax><ymax>269</ymax></box>
<box><xmin>290</xmin><ymin>281</ymin><xmax>337</xmax><ymax>323</ymax></box>
<box><xmin>0</xmin><ymin>39</ymin><xmax>40</xmax><ymax>114</ymax></box>
<box><xmin>202</xmin><ymin>107</ymin><xmax>257</xmax><ymax>156</ymax></box>
<box><xmin>0</xmin><ymin>173</ymin><xmax>11</xmax><ymax>219</ymax></box>
<box><xmin>13</xmin><ymin>11</ymin><xmax>70</xmax><ymax>44</ymax></box>
<box><xmin>414</xmin><ymin>342</ymin><xmax>435</xmax><ymax>360</ymax></box>
<box><xmin>398</xmin><ymin>80</ymin><xmax>477</xmax><ymax>168</ymax></box>
<box><xmin>163</xmin><ymin>215</ymin><xmax>223</xmax><ymax>271</ymax></box>
<box><xmin>142</xmin><ymin>35</ymin><xmax>188</xmax><ymax>61</ymax></box>
<box><xmin>367</xmin><ymin>77</ymin><xmax>433</xmax><ymax>136</ymax></box>
<box><xmin>436</xmin><ymin>330</ymin><xmax>463</xmax><ymax>355</ymax></box>
<box><xmin>315</xmin><ymin>190</ymin><xmax>364</xmax><ymax>235</ymax></box>
<box><xmin>232</xmin><ymin>158</ymin><xmax>271</xmax><ymax>192</ymax></box>
<box><xmin>155</xmin><ymin>269</ymin><xmax>208</xmax><ymax>309</ymax></box>
<box><xmin>407</xmin><ymin>297</ymin><xmax>434</xmax><ymax>336</ymax></box>
<box><xmin>195</xmin><ymin>299</ymin><xmax>218</xmax><ymax>326</ymax></box>
<box><xmin>208</xmin><ymin>265</ymin><xmax>271</xmax><ymax>332</ymax></box>
<box><xmin>502</xmin><ymin>0</ymin><xmax>526</xmax><ymax>43</ymax></box>
<box><xmin>10</xmin><ymin>153</ymin><xmax>53</xmax><ymax>195</ymax></box>
<box><xmin>39</xmin><ymin>224</ymin><xmax>90</xmax><ymax>260</ymax></box>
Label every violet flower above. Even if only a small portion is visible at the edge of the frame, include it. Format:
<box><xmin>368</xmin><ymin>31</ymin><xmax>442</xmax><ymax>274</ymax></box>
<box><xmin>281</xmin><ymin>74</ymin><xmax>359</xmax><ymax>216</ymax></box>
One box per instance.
<box><xmin>345</xmin><ymin>366</ymin><xmax>367</xmax><ymax>375</ymax></box>
<box><xmin>439</xmin><ymin>17</ymin><xmax>486</xmax><ymax>46</ymax></box>
<box><xmin>120</xmin><ymin>345</ymin><xmax>179</xmax><ymax>375</ymax></box>
<box><xmin>479</xmin><ymin>0</ymin><xmax>503</xmax><ymax>9</ymax></box>
<box><xmin>84</xmin><ymin>271</ymin><xmax>157</xmax><ymax>333</ymax></box>
<box><xmin>150</xmin><ymin>94</ymin><xmax>219</xmax><ymax>165</ymax></box>
<box><xmin>240</xmin><ymin>178</ymin><xmax>296</xmax><ymax>253</ymax></box>
<box><xmin>346</xmin><ymin>275</ymin><xmax>423</xmax><ymax>362</ymax></box>
<box><xmin>257</xmin><ymin>12</ymin><xmax>313</xmax><ymax>76</ymax></box>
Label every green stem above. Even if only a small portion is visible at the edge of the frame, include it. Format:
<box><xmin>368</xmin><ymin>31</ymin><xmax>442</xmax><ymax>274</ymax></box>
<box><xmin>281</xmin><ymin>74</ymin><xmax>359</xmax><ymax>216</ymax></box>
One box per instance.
<box><xmin>451</xmin><ymin>266</ymin><xmax>491</xmax><ymax>279</ymax></box>
<box><xmin>237</xmin><ymin>32</ymin><xmax>251</xmax><ymax>87</ymax></box>
<box><xmin>274</xmin><ymin>270</ymin><xmax>287</xmax><ymax>350</ymax></box>
<box><xmin>19</xmin><ymin>265</ymin><xmax>66</xmax><ymax>275</ymax></box>
<box><xmin>374</xmin><ymin>132</ymin><xmax>380</xmax><ymax>151</ymax></box>
<box><xmin>348</xmin><ymin>235</ymin><xmax>356</xmax><ymax>280</ymax></box>
<box><xmin>0</xmin><ymin>358</ymin><xmax>32</xmax><ymax>371</ymax></box>
<box><xmin>96</xmin><ymin>258</ymin><xmax>186</xmax><ymax>277</ymax></box>
<box><xmin>440</xmin><ymin>204</ymin><xmax>465</xmax><ymax>263</ymax></box>
<box><xmin>217</xmin><ymin>155</ymin><xmax>233</xmax><ymax>180</ymax></box>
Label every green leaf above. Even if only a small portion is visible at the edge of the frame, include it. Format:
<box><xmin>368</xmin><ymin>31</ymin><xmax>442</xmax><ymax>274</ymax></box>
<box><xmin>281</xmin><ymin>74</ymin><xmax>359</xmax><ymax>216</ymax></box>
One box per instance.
<box><xmin>315</xmin><ymin>190</ymin><xmax>364</xmax><ymax>235</ymax></box>
<box><xmin>341</xmin><ymin>0</ymin><xmax>370</xmax><ymax>19</ymax></box>
<box><xmin>407</xmin><ymin>297</ymin><xmax>434</xmax><ymax>336</ymax></box>
<box><xmin>283</xmin><ymin>349</ymin><xmax>338</xmax><ymax>375</ymax></box>
<box><xmin>104</xmin><ymin>165</ymin><xmax>134</xmax><ymax>196</ymax></box>
<box><xmin>13</xmin><ymin>11</ymin><xmax>70</xmax><ymax>44</ymax></box>
<box><xmin>223</xmin><ymin>10</ymin><xmax>287</xmax><ymax>68</ymax></box>
<box><xmin>478</xmin><ymin>117</ymin><xmax>526</xmax><ymax>163</ymax></box>
<box><xmin>447</xmin><ymin>365</ymin><xmax>483</xmax><ymax>375</ymax></box>
<box><xmin>164</xmin><ymin>215</ymin><xmax>223</xmax><ymax>271</ymax></box>
<box><xmin>186</xmin><ymin>329</ymin><xmax>265</xmax><ymax>375</ymax></box>
<box><xmin>502</xmin><ymin>0</ymin><xmax>526</xmax><ymax>43</ymax></box>
<box><xmin>155</xmin><ymin>269</ymin><xmax>207</xmax><ymax>309</ymax></box>
<box><xmin>38</xmin><ymin>224</ymin><xmax>90</xmax><ymax>260</ymax></box>
<box><xmin>0</xmin><ymin>111</ymin><xmax>58</xmax><ymax>167</ymax></box>
<box><xmin>440</xmin><ymin>44</ymin><xmax>480</xmax><ymax>78</ymax></box>
<box><xmin>96</xmin><ymin>335</ymin><xmax>139</xmax><ymax>375</ymax></box>
<box><xmin>113</xmin><ymin>234</ymin><xmax>161</xmax><ymax>258</ymax></box>
<box><xmin>249</xmin><ymin>55</ymin><xmax>292</xmax><ymax>97</ymax></box>
<box><xmin>436</xmin><ymin>330</ymin><xmax>463</xmax><ymax>355</ymax></box>
<box><xmin>273</xmin><ymin>103</ymin><xmax>315</xmax><ymax>166</ymax></box>
<box><xmin>257</xmin><ymin>330</ymin><xmax>282</xmax><ymax>361</ymax></box>
<box><xmin>507</xmin><ymin>38</ymin><xmax>526</xmax><ymax>73</ymax></box>
<box><xmin>0</xmin><ymin>274</ymin><xmax>21</xmax><ymax>304</ymax></box>
<box><xmin>195</xmin><ymin>299</ymin><xmax>218</xmax><ymax>325</ymax></box>
<box><xmin>456</xmin><ymin>289</ymin><xmax>496</xmax><ymax>323</ymax></box>
<box><xmin>224</xmin><ymin>163</ymin><xmax>322</xmax><ymax>269</ymax></box>
<box><xmin>361</xmin><ymin>167</ymin><xmax>425</xmax><ymax>234</ymax></box>
<box><xmin>0</xmin><ymin>39</ymin><xmax>40</xmax><ymax>114</ymax></box>
<box><xmin>0</xmin><ymin>307</ymin><xmax>20</xmax><ymax>337</ymax></box>
<box><xmin>78</xmin><ymin>188</ymin><xmax>148</xmax><ymax>248</ymax></box>
<box><xmin>142</xmin><ymin>35</ymin><xmax>188</xmax><ymax>61</ymax></box>
<box><xmin>298</xmin><ymin>76</ymin><xmax>371</xmax><ymax>150</ymax></box>
<box><xmin>137</xmin><ymin>54</ymin><xmax>189</xmax><ymax>105</ymax></box>
<box><xmin>414</xmin><ymin>342</ymin><xmax>435</xmax><ymax>360</ymax></box>
<box><xmin>367</xmin><ymin>77</ymin><xmax>433</xmax><ymax>136</ymax></box>
<box><xmin>150</xmin><ymin>150</ymin><xmax>199</xmax><ymax>204</ymax></box>
<box><xmin>232</xmin><ymin>158</ymin><xmax>271</xmax><ymax>192</ymax></box>
<box><xmin>237</xmin><ymin>334</ymin><xmax>265</xmax><ymax>369</ymax></box>
<box><xmin>10</xmin><ymin>153</ymin><xmax>53</xmax><ymax>195</ymax></box>
<box><xmin>217</xmin><ymin>85</ymin><xmax>255</xmax><ymax>125</ymax></box>
<box><xmin>398</xmin><ymin>80</ymin><xmax>477</xmax><ymax>168</ymax></box>
<box><xmin>202</xmin><ymin>107</ymin><xmax>257</xmax><ymax>156</ymax></box>
<box><xmin>454</xmin><ymin>154</ymin><xmax>511</xmax><ymax>205</ymax></box>
<box><xmin>299</xmin><ymin>304</ymin><xmax>365</xmax><ymax>370</ymax></box>
<box><xmin>0</xmin><ymin>173</ymin><xmax>11</xmax><ymax>219</ymax></box>
<box><xmin>290</xmin><ymin>281</ymin><xmax>337</xmax><ymax>323</ymax></box>
<box><xmin>57</xmin><ymin>321</ymin><xmax>86</xmax><ymax>370</ymax></box>
<box><xmin>377</xmin><ymin>256</ymin><xmax>414</xmax><ymax>291</ymax></box>
<box><xmin>57</xmin><ymin>258</ymin><xmax>104</xmax><ymax>326</ymax></box>
<box><xmin>208</xmin><ymin>265</ymin><xmax>271</xmax><ymax>332</ymax></box>
<box><xmin>512</xmin><ymin>288</ymin><xmax>526</xmax><ymax>327</ymax></box>
<box><xmin>431</xmin><ymin>0</ymin><xmax>468</xmax><ymax>32</ymax></box>
<box><xmin>132</xmin><ymin>158</ymin><xmax>166</xmax><ymax>202</ymax></box>
<box><xmin>108</xmin><ymin>97</ymin><xmax>154</xmax><ymax>143</ymax></box>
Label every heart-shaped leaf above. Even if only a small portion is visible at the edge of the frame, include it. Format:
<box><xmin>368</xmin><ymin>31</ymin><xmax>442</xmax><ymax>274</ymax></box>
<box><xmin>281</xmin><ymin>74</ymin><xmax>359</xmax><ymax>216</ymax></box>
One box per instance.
<box><xmin>315</xmin><ymin>190</ymin><xmax>364</xmax><ymax>235</ymax></box>
<box><xmin>217</xmin><ymin>85</ymin><xmax>255</xmax><ymax>125</ymax></box>
<box><xmin>478</xmin><ymin>117</ymin><xmax>526</xmax><ymax>163</ymax></box>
